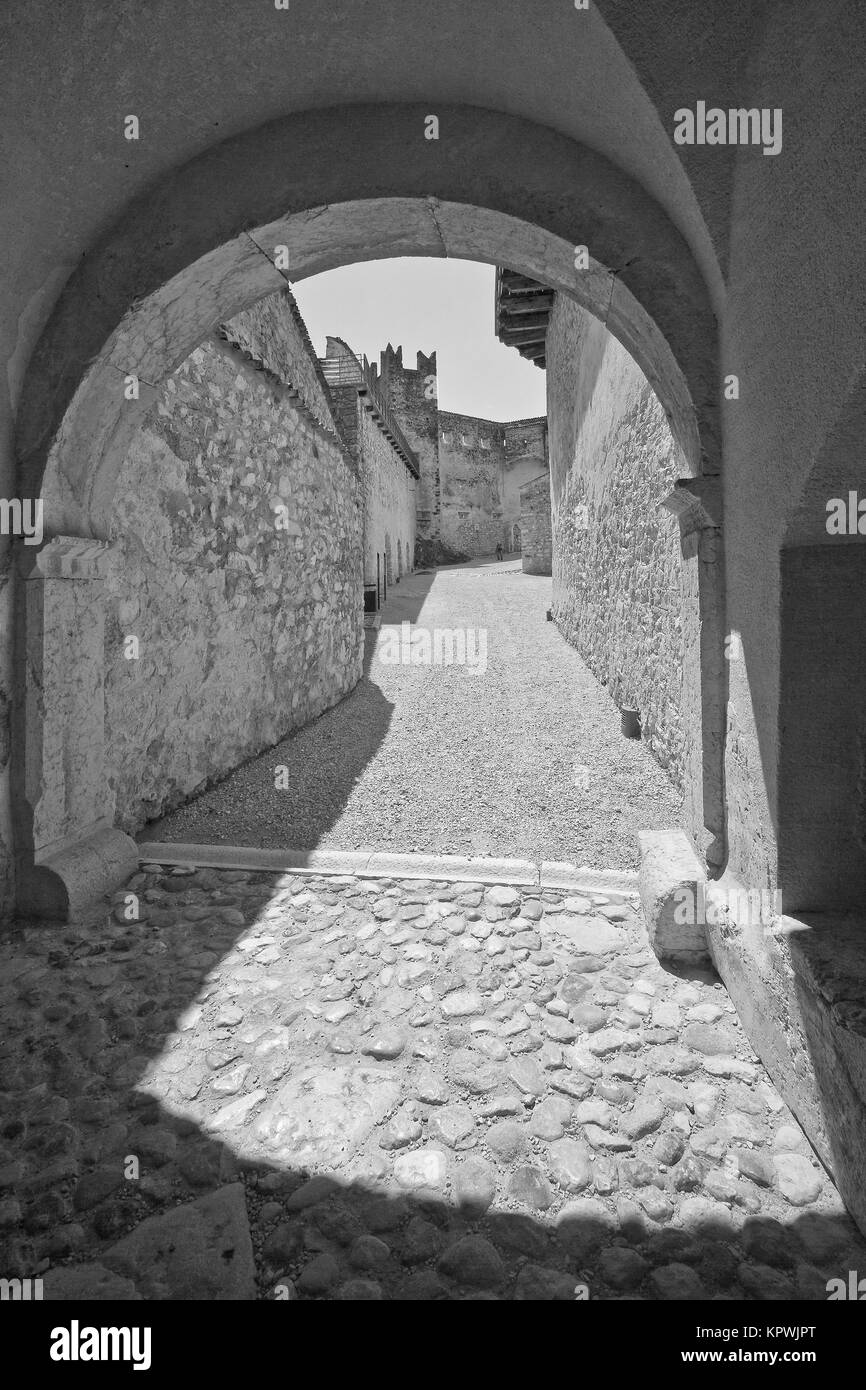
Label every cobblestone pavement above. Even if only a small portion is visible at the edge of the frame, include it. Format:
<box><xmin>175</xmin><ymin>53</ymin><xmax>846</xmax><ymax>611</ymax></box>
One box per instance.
<box><xmin>1</xmin><ymin>865</ymin><xmax>862</xmax><ymax>1301</ymax></box>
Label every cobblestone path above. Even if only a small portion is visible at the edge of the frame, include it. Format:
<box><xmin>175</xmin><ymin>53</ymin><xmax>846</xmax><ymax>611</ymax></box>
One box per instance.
<box><xmin>1</xmin><ymin>865</ymin><xmax>861</xmax><ymax>1301</ymax></box>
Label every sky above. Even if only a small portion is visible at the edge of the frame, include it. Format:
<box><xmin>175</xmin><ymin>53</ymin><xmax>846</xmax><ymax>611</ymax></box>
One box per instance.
<box><xmin>292</xmin><ymin>258</ymin><xmax>548</xmax><ymax>422</ymax></box>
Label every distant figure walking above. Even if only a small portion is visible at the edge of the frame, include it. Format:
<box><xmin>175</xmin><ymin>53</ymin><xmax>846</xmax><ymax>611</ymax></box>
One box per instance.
<box><xmin>495</xmin><ymin>542</ymin><xmax>503</xmax><ymax>562</ymax></box>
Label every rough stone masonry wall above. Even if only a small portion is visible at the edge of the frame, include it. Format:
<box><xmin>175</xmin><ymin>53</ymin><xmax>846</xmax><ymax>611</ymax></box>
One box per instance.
<box><xmin>438</xmin><ymin>412</ymin><xmax>508</xmax><ymax>556</ymax></box>
<box><xmin>547</xmin><ymin>294</ymin><xmax>687</xmax><ymax>785</ymax></box>
<box><xmin>104</xmin><ymin>321</ymin><xmax>363</xmax><ymax>835</ymax></box>
<box><xmin>503</xmin><ymin>419</ymin><xmax>548</xmax><ymax>543</ymax></box>
<box><xmin>374</xmin><ymin>347</ymin><xmax>441</xmax><ymax>541</ymax></box>
<box><xmin>355</xmin><ymin>400</ymin><xmax>417</xmax><ymax>588</ymax></box>
<box><xmin>220</xmin><ymin>290</ymin><xmax>336</xmax><ymax>432</ymax></box>
<box><xmin>520</xmin><ymin>472</ymin><xmax>553</xmax><ymax>575</ymax></box>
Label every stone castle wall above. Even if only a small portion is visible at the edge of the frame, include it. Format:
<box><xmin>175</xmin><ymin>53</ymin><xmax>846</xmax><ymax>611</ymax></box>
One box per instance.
<box><xmin>219</xmin><ymin>291</ymin><xmax>336</xmax><ymax>430</ymax></box>
<box><xmin>503</xmin><ymin>420</ymin><xmax>548</xmax><ymax>550</ymax></box>
<box><xmin>320</xmin><ymin>338</ymin><xmax>419</xmax><ymax>595</ymax></box>
<box><xmin>519</xmin><ymin>472</ymin><xmax>553</xmax><ymax>575</ymax></box>
<box><xmin>546</xmin><ymin>295</ymin><xmax>687</xmax><ymax>785</ymax></box>
<box><xmin>372</xmin><ymin>350</ymin><xmax>548</xmax><ymax>560</ymax></box>
<box><xmin>437</xmin><ymin>412</ymin><xmax>507</xmax><ymax>556</ymax></box>
<box><xmin>104</xmin><ymin>308</ymin><xmax>363</xmax><ymax>835</ymax></box>
<box><xmin>373</xmin><ymin>346</ymin><xmax>440</xmax><ymax>541</ymax></box>
<box><xmin>355</xmin><ymin>399</ymin><xmax>417</xmax><ymax>588</ymax></box>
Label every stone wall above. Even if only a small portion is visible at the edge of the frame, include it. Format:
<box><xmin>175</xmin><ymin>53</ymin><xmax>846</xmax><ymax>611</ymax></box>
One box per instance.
<box><xmin>355</xmin><ymin>398</ymin><xmax>417</xmax><ymax>591</ymax></box>
<box><xmin>372</xmin><ymin>354</ymin><xmax>548</xmax><ymax>563</ymax></box>
<box><xmin>438</xmin><ymin>412</ymin><xmax>508</xmax><ymax>556</ymax></box>
<box><xmin>218</xmin><ymin>291</ymin><xmax>336</xmax><ymax>432</ymax></box>
<box><xmin>373</xmin><ymin>346</ymin><xmax>440</xmax><ymax>541</ymax></box>
<box><xmin>547</xmin><ymin>294</ymin><xmax>687</xmax><ymax>785</ymax></box>
<box><xmin>520</xmin><ymin>472</ymin><xmax>553</xmax><ymax>575</ymax></box>
<box><xmin>104</xmin><ymin>311</ymin><xmax>363</xmax><ymax>835</ymax></box>
<box><xmin>320</xmin><ymin>338</ymin><xmax>418</xmax><ymax>601</ymax></box>
<box><xmin>503</xmin><ymin>420</ymin><xmax>548</xmax><ymax>552</ymax></box>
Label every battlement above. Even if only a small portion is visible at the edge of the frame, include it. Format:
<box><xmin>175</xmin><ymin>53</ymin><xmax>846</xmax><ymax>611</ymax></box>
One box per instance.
<box><xmin>319</xmin><ymin>337</ymin><xmax>420</xmax><ymax>478</ymax></box>
<box><xmin>380</xmin><ymin>342</ymin><xmax>403</xmax><ymax>372</ymax></box>
<box><xmin>375</xmin><ymin>343</ymin><xmax>438</xmax><ymax>379</ymax></box>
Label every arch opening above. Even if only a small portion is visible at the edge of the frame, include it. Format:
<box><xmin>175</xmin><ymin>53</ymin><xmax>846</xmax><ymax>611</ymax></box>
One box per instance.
<box><xmin>17</xmin><ymin>104</ymin><xmax>720</xmax><ymax>542</ymax></box>
<box><xmin>12</xmin><ymin>104</ymin><xmax>723</xmax><ymax>920</ymax></box>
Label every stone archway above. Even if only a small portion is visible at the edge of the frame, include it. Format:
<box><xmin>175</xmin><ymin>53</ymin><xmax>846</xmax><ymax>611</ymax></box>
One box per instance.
<box><xmin>18</xmin><ymin>106</ymin><xmax>720</xmax><ymax>538</ymax></box>
<box><xmin>13</xmin><ymin>104</ymin><xmax>722</xmax><ymax>916</ymax></box>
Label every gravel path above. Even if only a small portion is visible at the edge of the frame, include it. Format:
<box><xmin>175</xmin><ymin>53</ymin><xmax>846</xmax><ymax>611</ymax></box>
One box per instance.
<box><xmin>151</xmin><ymin>561</ymin><xmax>683</xmax><ymax>869</ymax></box>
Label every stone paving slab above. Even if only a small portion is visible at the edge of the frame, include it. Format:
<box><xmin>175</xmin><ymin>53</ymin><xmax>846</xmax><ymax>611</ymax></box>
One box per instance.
<box><xmin>0</xmin><ymin>865</ymin><xmax>863</xmax><ymax>1301</ymax></box>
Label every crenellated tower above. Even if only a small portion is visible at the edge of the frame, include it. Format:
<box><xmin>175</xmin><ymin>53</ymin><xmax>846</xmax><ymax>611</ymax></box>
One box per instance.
<box><xmin>370</xmin><ymin>345</ymin><xmax>441</xmax><ymax>541</ymax></box>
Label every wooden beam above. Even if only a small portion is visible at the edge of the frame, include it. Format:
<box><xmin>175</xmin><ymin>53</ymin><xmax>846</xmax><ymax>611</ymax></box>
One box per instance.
<box><xmin>499</xmin><ymin>271</ymin><xmax>549</xmax><ymax>293</ymax></box>
<box><xmin>497</xmin><ymin>310</ymin><xmax>550</xmax><ymax>330</ymax></box>
<box><xmin>498</xmin><ymin>293</ymin><xmax>554</xmax><ymax>314</ymax></box>
<box><xmin>501</xmin><ymin>328</ymin><xmax>547</xmax><ymax>346</ymax></box>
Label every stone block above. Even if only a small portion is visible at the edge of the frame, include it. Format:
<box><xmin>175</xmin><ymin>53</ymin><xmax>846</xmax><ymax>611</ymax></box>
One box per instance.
<box><xmin>638</xmin><ymin>829</ymin><xmax>710</xmax><ymax>966</ymax></box>
<box><xmin>20</xmin><ymin>826</ymin><xmax>139</xmax><ymax>920</ymax></box>
<box><xmin>103</xmin><ymin>1183</ymin><xmax>255</xmax><ymax>1299</ymax></box>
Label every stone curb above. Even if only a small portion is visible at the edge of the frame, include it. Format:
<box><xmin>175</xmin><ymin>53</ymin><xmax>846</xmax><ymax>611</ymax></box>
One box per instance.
<box><xmin>539</xmin><ymin>861</ymin><xmax>639</xmax><ymax>895</ymax></box>
<box><xmin>137</xmin><ymin>841</ymin><xmax>638</xmax><ymax>897</ymax></box>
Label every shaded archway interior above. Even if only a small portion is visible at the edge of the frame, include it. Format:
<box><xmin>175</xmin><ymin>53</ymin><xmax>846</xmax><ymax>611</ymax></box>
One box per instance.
<box><xmin>4</xmin><ymin>0</ymin><xmax>866</xmax><ymax>1257</ymax></box>
<box><xmin>16</xmin><ymin>105</ymin><xmax>719</xmax><ymax>542</ymax></box>
<box><xmin>12</xmin><ymin>103</ymin><xmax>727</xmax><ymax>915</ymax></box>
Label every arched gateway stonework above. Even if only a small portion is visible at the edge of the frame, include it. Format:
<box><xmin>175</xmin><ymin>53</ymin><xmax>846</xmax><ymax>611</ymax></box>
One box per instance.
<box><xmin>15</xmin><ymin>221</ymin><xmax>720</xmax><ymax>923</ymax></box>
<box><xmin>13</xmin><ymin>105</ymin><xmax>722</xmax><ymax>925</ymax></box>
<box><xmin>7</xmin><ymin>2</ymin><xmax>866</xmax><ymax>1233</ymax></box>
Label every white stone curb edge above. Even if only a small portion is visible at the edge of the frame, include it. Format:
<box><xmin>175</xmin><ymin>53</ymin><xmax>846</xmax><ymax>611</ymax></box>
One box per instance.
<box><xmin>137</xmin><ymin>842</ymin><xmax>639</xmax><ymax>898</ymax></box>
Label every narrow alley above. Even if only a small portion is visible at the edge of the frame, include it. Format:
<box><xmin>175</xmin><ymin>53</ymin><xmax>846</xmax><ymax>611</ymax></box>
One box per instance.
<box><xmin>151</xmin><ymin>560</ymin><xmax>682</xmax><ymax>868</ymax></box>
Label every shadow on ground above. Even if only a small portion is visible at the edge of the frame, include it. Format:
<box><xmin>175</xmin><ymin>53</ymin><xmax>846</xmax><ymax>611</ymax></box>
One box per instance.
<box><xmin>146</xmin><ymin>570</ymin><xmax>437</xmax><ymax>850</ymax></box>
<box><xmin>1</xmin><ymin>867</ymin><xmax>862</xmax><ymax>1302</ymax></box>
